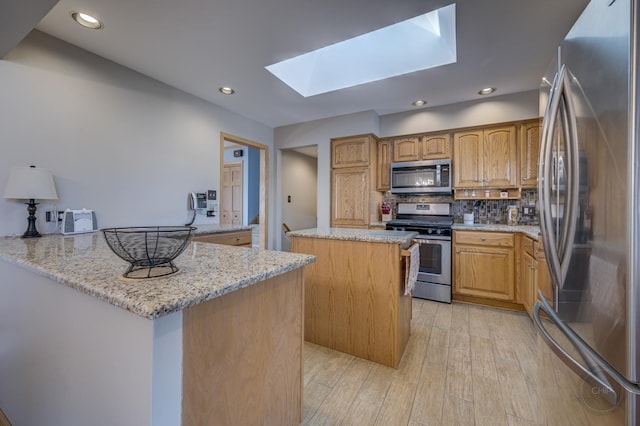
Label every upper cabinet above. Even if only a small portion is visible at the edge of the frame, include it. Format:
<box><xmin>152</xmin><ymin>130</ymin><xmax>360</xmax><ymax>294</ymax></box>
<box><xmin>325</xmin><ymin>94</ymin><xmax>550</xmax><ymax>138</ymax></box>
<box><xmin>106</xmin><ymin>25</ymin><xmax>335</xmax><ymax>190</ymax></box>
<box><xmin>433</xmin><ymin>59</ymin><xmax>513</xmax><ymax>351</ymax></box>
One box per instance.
<box><xmin>453</xmin><ymin>125</ymin><xmax>517</xmax><ymax>189</ymax></box>
<box><xmin>392</xmin><ymin>137</ymin><xmax>420</xmax><ymax>162</ymax></box>
<box><xmin>331</xmin><ymin>135</ymin><xmax>372</xmax><ymax>168</ymax></box>
<box><xmin>519</xmin><ymin>119</ymin><xmax>542</xmax><ymax>188</ymax></box>
<box><xmin>376</xmin><ymin>139</ymin><xmax>393</xmax><ymax>191</ymax></box>
<box><xmin>421</xmin><ymin>133</ymin><xmax>452</xmax><ymax>159</ymax></box>
<box><xmin>392</xmin><ymin>133</ymin><xmax>451</xmax><ymax>163</ymax></box>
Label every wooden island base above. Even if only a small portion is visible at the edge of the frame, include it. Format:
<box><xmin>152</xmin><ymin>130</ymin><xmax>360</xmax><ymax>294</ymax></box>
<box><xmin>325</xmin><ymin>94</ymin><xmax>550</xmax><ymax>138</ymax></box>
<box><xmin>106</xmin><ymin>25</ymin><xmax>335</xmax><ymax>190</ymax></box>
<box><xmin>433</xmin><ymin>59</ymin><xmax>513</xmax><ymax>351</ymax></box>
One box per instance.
<box><xmin>182</xmin><ymin>269</ymin><xmax>304</xmax><ymax>425</ymax></box>
<box><xmin>291</xmin><ymin>235</ymin><xmax>411</xmax><ymax>368</ymax></box>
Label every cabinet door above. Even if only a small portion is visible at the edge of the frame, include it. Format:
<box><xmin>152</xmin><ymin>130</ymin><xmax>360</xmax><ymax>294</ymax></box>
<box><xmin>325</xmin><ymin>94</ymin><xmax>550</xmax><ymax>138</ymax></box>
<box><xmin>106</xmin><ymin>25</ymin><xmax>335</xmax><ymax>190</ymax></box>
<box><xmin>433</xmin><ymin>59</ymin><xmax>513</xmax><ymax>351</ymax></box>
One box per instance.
<box><xmin>376</xmin><ymin>140</ymin><xmax>392</xmax><ymax>191</ymax></box>
<box><xmin>484</xmin><ymin>126</ymin><xmax>517</xmax><ymax>187</ymax></box>
<box><xmin>392</xmin><ymin>137</ymin><xmax>420</xmax><ymax>162</ymax></box>
<box><xmin>332</xmin><ymin>136</ymin><xmax>371</xmax><ymax>168</ymax></box>
<box><xmin>453</xmin><ymin>130</ymin><xmax>483</xmax><ymax>188</ymax></box>
<box><xmin>421</xmin><ymin>133</ymin><xmax>451</xmax><ymax>159</ymax></box>
<box><xmin>521</xmin><ymin>251</ymin><xmax>535</xmax><ymax>316</ymax></box>
<box><xmin>331</xmin><ymin>167</ymin><xmax>370</xmax><ymax>228</ymax></box>
<box><xmin>454</xmin><ymin>245</ymin><xmax>515</xmax><ymax>301</ymax></box>
<box><xmin>519</xmin><ymin>120</ymin><xmax>542</xmax><ymax>187</ymax></box>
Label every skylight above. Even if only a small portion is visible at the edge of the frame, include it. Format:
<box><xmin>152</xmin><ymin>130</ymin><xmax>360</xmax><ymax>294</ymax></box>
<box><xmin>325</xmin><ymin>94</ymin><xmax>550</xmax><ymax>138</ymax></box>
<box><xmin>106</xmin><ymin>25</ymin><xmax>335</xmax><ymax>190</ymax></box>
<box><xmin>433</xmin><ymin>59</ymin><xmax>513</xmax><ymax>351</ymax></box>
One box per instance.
<box><xmin>265</xmin><ymin>4</ymin><xmax>457</xmax><ymax>97</ymax></box>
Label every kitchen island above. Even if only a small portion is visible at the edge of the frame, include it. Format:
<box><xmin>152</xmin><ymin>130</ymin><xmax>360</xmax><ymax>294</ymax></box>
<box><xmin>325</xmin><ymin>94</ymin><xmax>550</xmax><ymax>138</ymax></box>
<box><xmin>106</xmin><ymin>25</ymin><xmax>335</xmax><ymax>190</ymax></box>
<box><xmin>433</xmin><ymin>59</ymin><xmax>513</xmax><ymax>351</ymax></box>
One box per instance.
<box><xmin>288</xmin><ymin>227</ymin><xmax>417</xmax><ymax>368</ymax></box>
<box><xmin>0</xmin><ymin>231</ymin><xmax>314</xmax><ymax>426</ymax></box>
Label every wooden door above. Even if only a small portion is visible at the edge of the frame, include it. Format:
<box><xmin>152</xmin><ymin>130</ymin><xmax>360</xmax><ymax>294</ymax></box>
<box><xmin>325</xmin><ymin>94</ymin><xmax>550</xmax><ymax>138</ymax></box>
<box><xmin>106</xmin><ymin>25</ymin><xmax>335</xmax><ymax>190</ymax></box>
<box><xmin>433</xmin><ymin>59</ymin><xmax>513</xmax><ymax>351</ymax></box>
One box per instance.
<box><xmin>519</xmin><ymin>120</ymin><xmax>542</xmax><ymax>187</ymax></box>
<box><xmin>222</xmin><ymin>162</ymin><xmax>243</xmax><ymax>226</ymax></box>
<box><xmin>392</xmin><ymin>137</ymin><xmax>420</xmax><ymax>162</ymax></box>
<box><xmin>454</xmin><ymin>245</ymin><xmax>515</xmax><ymax>301</ymax></box>
<box><xmin>376</xmin><ymin>140</ymin><xmax>392</xmax><ymax>191</ymax></box>
<box><xmin>331</xmin><ymin>167</ymin><xmax>369</xmax><ymax>228</ymax></box>
<box><xmin>421</xmin><ymin>133</ymin><xmax>451</xmax><ymax>159</ymax></box>
<box><xmin>484</xmin><ymin>125</ymin><xmax>517</xmax><ymax>187</ymax></box>
<box><xmin>453</xmin><ymin>130</ymin><xmax>483</xmax><ymax>188</ymax></box>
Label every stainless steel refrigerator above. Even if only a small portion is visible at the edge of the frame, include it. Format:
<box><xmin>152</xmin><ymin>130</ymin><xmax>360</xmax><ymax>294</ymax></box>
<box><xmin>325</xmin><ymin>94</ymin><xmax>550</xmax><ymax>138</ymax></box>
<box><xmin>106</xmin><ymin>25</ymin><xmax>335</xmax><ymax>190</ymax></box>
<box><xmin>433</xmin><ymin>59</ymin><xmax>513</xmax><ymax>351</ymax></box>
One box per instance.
<box><xmin>534</xmin><ymin>0</ymin><xmax>640</xmax><ymax>423</ymax></box>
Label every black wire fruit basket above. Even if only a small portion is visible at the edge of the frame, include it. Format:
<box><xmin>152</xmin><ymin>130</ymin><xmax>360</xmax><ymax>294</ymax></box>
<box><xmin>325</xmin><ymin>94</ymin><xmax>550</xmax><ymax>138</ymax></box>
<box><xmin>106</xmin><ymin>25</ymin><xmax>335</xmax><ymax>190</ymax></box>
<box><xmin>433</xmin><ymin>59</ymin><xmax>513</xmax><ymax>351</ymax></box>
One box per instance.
<box><xmin>102</xmin><ymin>226</ymin><xmax>197</xmax><ymax>279</ymax></box>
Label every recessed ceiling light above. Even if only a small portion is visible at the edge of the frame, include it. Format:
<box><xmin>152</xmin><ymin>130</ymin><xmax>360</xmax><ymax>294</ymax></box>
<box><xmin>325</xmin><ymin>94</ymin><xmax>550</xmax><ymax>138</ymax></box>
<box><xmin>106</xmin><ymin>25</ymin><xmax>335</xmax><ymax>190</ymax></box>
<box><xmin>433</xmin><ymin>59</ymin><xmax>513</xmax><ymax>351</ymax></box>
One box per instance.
<box><xmin>478</xmin><ymin>87</ymin><xmax>496</xmax><ymax>95</ymax></box>
<box><xmin>70</xmin><ymin>11</ymin><xmax>103</xmax><ymax>29</ymax></box>
<box><xmin>219</xmin><ymin>87</ymin><xmax>235</xmax><ymax>95</ymax></box>
<box><xmin>412</xmin><ymin>100</ymin><xmax>427</xmax><ymax>107</ymax></box>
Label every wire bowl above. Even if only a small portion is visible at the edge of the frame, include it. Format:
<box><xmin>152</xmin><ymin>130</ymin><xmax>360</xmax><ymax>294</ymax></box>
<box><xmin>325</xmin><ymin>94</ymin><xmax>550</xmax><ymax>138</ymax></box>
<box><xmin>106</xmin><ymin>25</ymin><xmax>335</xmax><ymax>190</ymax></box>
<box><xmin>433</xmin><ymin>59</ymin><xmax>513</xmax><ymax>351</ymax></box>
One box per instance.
<box><xmin>102</xmin><ymin>226</ymin><xmax>197</xmax><ymax>279</ymax></box>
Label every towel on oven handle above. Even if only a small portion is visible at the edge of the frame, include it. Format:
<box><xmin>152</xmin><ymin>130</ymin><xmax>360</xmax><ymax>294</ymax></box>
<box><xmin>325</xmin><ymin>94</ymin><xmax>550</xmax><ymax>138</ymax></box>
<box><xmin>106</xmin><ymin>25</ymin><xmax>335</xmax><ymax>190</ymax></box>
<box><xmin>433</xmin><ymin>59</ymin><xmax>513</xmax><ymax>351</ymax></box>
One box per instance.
<box><xmin>405</xmin><ymin>243</ymin><xmax>420</xmax><ymax>295</ymax></box>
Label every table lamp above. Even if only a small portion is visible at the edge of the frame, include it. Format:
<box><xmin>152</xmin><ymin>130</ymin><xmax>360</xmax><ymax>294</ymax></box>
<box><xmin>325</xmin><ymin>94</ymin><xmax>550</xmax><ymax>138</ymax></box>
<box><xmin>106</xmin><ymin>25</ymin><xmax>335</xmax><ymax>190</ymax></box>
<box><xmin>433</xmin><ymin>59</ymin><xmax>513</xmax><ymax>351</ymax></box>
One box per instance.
<box><xmin>4</xmin><ymin>165</ymin><xmax>58</xmax><ymax>238</ymax></box>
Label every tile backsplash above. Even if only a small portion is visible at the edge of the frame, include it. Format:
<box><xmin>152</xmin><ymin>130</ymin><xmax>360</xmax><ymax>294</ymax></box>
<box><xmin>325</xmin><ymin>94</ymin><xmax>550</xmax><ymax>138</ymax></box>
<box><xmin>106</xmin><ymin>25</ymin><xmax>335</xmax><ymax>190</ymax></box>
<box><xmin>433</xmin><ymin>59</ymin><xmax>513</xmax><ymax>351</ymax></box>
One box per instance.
<box><xmin>382</xmin><ymin>189</ymin><xmax>539</xmax><ymax>225</ymax></box>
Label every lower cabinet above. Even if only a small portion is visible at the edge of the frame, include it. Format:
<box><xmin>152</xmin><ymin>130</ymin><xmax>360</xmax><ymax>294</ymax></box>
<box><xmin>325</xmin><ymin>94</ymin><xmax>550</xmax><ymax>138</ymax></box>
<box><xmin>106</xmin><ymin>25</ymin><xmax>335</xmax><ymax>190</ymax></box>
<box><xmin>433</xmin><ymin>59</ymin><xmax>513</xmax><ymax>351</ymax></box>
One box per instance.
<box><xmin>520</xmin><ymin>234</ymin><xmax>553</xmax><ymax>318</ymax></box>
<box><xmin>453</xmin><ymin>231</ymin><xmax>515</xmax><ymax>302</ymax></box>
<box><xmin>191</xmin><ymin>230</ymin><xmax>252</xmax><ymax>247</ymax></box>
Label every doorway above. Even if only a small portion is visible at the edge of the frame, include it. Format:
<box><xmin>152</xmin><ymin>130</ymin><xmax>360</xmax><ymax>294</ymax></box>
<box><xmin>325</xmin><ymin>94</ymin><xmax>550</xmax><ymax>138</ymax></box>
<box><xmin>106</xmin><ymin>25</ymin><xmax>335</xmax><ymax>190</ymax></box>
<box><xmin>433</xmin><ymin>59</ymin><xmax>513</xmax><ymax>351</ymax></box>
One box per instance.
<box><xmin>220</xmin><ymin>132</ymin><xmax>268</xmax><ymax>249</ymax></box>
<box><xmin>221</xmin><ymin>162</ymin><xmax>243</xmax><ymax>226</ymax></box>
<box><xmin>280</xmin><ymin>146</ymin><xmax>318</xmax><ymax>251</ymax></box>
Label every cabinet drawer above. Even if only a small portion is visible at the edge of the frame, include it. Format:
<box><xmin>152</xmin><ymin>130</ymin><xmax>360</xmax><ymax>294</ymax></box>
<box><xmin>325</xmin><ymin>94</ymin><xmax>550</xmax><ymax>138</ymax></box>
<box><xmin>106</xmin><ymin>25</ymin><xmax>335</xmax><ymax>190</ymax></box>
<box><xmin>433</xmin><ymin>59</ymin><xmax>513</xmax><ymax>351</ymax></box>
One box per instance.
<box><xmin>454</xmin><ymin>231</ymin><xmax>514</xmax><ymax>247</ymax></box>
<box><xmin>192</xmin><ymin>230</ymin><xmax>252</xmax><ymax>246</ymax></box>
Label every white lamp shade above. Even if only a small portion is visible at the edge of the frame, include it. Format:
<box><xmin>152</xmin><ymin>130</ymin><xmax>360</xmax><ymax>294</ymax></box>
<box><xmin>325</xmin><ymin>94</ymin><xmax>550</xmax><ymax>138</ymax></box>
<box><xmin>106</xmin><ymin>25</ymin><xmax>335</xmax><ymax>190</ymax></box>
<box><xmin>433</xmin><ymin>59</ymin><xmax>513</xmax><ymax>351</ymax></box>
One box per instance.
<box><xmin>4</xmin><ymin>166</ymin><xmax>58</xmax><ymax>200</ymax></box>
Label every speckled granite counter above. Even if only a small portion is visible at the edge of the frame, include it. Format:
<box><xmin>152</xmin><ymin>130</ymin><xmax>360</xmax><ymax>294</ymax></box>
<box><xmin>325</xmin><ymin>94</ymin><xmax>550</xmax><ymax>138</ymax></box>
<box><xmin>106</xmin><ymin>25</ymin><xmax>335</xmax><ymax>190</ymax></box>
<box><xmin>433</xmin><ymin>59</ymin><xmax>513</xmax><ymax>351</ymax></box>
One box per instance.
<box><xmin>194</xmin><ymin>224</ymin><xmax>252</xmax><ymax>234</ymax></box>
<box><xmin>452</xmin><ymin>223</ymin><xmax>541</xmax><ymax>239</ymax></box>
<box><xmin>1</xmin><ymin>231</ymin><xmax>313</xmax><ymax>425</ymax></box>
<box><xmin>286</xmin><ymin>227</ymin><xmax>417</xmax><ymax>245</ymax></box>
<box><xmin>0</xmin><ymin>232</ymin><xmax>314</xmax><ymax>319</ymax></box>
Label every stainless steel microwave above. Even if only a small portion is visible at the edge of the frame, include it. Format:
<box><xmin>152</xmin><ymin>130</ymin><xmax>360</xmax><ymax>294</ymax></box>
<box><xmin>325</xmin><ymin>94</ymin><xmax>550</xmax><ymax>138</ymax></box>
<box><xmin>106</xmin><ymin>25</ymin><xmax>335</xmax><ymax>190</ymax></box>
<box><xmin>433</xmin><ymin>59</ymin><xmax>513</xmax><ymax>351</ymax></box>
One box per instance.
<box><xmin>390</xmin><ymin>159</ymin><xmax>452</xmax><ymax>194</ymax></box>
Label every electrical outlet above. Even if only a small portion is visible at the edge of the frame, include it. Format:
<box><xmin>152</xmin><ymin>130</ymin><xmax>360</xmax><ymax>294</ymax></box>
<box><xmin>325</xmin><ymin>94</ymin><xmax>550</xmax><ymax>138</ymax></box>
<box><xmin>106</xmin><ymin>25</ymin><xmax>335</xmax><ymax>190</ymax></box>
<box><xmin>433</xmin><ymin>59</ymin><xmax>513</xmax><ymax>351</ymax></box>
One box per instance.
<box><xmin>522</xmin><ymin>206</ymin><xmax>536</xmax><ymax>217</ymax></box>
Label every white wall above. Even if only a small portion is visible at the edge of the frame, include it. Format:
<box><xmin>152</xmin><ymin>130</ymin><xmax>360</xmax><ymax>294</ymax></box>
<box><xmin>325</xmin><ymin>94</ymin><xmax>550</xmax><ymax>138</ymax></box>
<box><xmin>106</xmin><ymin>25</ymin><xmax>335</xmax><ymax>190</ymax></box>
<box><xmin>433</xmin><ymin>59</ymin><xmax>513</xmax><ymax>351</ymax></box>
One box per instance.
<box><xmin>379</xmin><ymin>90</ymin><xmax>540</xmax><ymax>136</ymax></box>
<box><xmin>280</xmin><ymin>150</ymin><xmax>317</xmax><ymax>251</ymax></box>
<box><xmin>0</xmin><ymin>31</ymin><xmax>274</xmax><ymax>242</ymax></box>
<box><xmin>274</xmin><ymin>110</ymin><xmax>379</xmax><ymax>232</ymax></box>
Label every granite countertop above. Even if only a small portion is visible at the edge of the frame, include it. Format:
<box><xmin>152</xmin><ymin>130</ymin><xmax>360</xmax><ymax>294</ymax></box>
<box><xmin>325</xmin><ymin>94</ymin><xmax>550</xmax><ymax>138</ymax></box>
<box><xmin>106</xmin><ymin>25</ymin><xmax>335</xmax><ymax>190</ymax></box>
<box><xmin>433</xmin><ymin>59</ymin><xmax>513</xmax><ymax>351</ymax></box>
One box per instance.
<box><xmin>452</xmin><ymin>223</ymin><xmax>541</xmax><ymax>239</ymax></box>
<box><xmin>287</xmin><ymin>227</ymin><xmax>417</xmax><ymax>244</ymax></box>
<box><xmin>194</xmin><ymin>224</ymin><xmax>253</xmax><ymax>234</ymax></box>
<box><xmin>0</xmin><ymin>233</ymin><xmax>314</xmax><ymax>320</ymax></box>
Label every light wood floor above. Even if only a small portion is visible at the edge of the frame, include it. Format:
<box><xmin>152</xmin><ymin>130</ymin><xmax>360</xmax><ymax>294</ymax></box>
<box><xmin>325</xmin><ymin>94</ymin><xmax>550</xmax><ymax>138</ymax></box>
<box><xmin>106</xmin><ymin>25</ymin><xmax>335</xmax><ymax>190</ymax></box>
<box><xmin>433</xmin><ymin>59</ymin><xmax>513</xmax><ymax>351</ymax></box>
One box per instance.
<box><xmin>303</xmin><ymin>299</ymin><xmax>625</xmax><ymax>425</ymax></box>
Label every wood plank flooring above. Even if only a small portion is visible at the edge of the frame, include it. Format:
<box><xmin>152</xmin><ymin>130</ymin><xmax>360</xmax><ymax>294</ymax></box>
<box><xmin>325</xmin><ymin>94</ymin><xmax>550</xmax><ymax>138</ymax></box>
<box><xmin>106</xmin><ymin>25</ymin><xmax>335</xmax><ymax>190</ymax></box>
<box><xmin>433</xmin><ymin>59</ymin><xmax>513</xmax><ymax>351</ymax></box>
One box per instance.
<box><xmin>303</xmin><ymin>299</ymin><xmax>625</xmax><ymax>425</ymax></box>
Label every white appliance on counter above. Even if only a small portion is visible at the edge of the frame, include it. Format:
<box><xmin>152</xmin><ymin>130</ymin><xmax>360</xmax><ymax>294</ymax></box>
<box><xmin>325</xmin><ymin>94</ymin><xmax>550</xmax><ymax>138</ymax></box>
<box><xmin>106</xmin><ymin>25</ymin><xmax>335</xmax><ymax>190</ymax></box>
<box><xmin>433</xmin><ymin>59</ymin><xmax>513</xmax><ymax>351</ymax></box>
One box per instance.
<box><xmin>534</xmin><ymin>0</ymin><xmax>640</xmax><ymax>423</ymax></box>
<box><xmin>60</xmin><ymin>209</ymin><xmax>98</xmax><ymax>235</ymax></box>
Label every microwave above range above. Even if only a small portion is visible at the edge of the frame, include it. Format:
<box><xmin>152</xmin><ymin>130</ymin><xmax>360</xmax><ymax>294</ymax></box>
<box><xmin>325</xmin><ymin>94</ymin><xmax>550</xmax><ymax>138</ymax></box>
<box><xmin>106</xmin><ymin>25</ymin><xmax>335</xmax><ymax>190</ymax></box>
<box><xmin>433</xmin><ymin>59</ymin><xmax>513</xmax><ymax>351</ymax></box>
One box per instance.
<box><xmin>390</xmin><ymin>159</ymin><xmax>452</xmax><ymax>194</ymax></box>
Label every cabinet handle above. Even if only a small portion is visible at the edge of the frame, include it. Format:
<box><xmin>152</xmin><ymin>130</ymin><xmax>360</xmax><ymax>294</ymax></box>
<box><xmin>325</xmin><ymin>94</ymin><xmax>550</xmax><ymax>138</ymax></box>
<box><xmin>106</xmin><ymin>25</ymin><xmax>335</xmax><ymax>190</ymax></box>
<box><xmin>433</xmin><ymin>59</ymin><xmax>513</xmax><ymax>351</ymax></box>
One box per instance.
<box><xmin>456</xmin><ymin>249</ymin><xmax>461</xmax><ymax>254</ymax></box>
<box><xmin>236</xmin><ymin>237</ymin><xmax>240</xmax><ymax>241</ymax></box>
<box><xmin>480</xmin><ymin>237</ymin><xmax>486</xmax><ymax>241</ymax></box>
<box><xmin>523</xmin><ymin>177</ymin><xmax>529</xmax><ymax>181</ymax></box>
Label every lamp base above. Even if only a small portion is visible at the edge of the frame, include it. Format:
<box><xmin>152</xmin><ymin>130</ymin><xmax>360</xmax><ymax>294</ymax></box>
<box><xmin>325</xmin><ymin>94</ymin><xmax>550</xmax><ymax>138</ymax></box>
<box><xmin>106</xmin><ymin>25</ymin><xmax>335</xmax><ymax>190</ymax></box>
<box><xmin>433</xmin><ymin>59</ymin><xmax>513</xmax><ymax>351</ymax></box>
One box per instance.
<box><xmin>22</xmin><ymin>199</ymin><xmax>41</xmax><ymax>238</ymax></box>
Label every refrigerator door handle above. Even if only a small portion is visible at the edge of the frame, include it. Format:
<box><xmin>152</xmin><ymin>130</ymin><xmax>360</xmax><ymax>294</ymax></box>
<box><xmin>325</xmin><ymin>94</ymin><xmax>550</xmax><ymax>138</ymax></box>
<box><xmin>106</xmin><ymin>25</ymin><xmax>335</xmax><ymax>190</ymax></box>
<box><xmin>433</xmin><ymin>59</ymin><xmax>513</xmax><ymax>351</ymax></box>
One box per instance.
<box><xmin>539</xmin><ymin>66</ymin><xmax>564</xmax><ymax>291</ymax></box>
<box><xmin>538</xmin><ymin>65</ymin><xmax>580</xmax><ymax>291</ymax></box>
<box><xmin>534</xmin><ymin>291</ymin><xmax>640</xmax><ymax>398</ymax></box>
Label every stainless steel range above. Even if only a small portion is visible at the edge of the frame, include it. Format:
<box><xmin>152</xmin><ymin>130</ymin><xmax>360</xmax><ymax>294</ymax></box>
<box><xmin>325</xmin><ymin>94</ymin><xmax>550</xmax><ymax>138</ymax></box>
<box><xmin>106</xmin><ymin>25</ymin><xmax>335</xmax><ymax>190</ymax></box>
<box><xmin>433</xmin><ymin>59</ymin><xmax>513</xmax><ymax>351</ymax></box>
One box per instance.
<box><xmin>386</xmin><ymin>203</ymin><xmax>452</xmax><ymax>303</ymax></box>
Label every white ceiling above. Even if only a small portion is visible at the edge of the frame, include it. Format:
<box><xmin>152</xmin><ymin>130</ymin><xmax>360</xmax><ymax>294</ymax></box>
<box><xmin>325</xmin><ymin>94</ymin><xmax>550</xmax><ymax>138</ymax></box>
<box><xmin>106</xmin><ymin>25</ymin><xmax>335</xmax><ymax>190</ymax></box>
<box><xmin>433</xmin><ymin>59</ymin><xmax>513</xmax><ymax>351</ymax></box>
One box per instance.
<box><xmin>6</xmin><ymin>0</ymin><xmax>589</xmax><ymax>128</ymax></box>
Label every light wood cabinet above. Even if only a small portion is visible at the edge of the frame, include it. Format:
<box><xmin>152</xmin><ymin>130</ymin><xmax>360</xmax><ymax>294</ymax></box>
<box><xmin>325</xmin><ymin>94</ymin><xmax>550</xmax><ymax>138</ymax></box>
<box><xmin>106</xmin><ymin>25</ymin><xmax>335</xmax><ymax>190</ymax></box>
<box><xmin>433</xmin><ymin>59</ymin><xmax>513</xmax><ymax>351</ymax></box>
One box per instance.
<box><xmin>376</xmin><ymin>139</ymin><xmax>392</xmax><ymax>191</ymax></box>
<box><xmin>191</xmin><ymin>229</ymin><xmax>252</xmax><ymax>247</ymax></box>
<box><xmin>330</xmin><ymin>135</ymin><xmax>380</xmax><ymax>228</ymax></box>
<box><xmin>519</xmin><ymin>234</ymin><xmax>553</xmax><ymax>318</ymax></box>
<box><xmin>392</xmin><ymin>133</ymin><xmax>451</xmax><ymax>163</ymax></box>
<box><xmin>519</xmin><ymin>120</ymin><xmax>542</xmax><ymax>187</ymax></box>
<box><xmin>453</xmin><ymin>125</ymin><xmax>517</xmax><ymax>189</ymax></box>
<box><xmin>331</xmin><ymin>135</ymin><xmax>372</xmax><ymax>168</ymax></box>
<box><xmin>331</xmin><ymin>167</ymin><xmax>370</xmax><ymax>228</ymax></box>
<box><xmin>453</xmin><ymin>231</ymin><xmax>515</xmax><ymax>302</ymax></box>
<box><xmin>392</xmin><ymin>137</ymin><xmax>420</xmax><ymax>162</ymax></box>
<box><xmin>421</xmin><ymin>133</ymin><xmax>452</xmax><ymax>159</ymax></box>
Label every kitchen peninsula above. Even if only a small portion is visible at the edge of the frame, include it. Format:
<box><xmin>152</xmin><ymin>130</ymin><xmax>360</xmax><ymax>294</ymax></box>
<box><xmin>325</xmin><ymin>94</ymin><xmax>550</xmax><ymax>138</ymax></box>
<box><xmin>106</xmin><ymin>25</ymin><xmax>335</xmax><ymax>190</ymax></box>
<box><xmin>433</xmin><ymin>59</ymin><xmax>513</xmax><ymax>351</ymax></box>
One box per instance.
<box><xmin>0</xmin><ymin>231</ymin><xmax>314</xmax><ymax>426</ymax></box>
<box><xmin>289</xmin><ymin>228</ymin><xmax>416</xmax><ymax>368</ymax></box>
